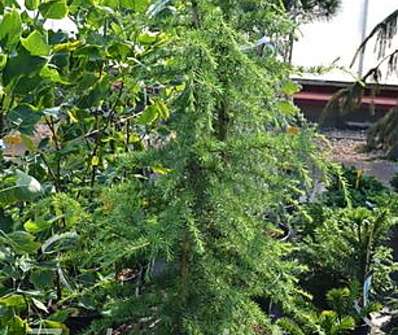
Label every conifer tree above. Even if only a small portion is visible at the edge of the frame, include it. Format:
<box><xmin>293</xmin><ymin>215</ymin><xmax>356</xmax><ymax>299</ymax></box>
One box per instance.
<box><xmin>90</xmin><ymin>1</ymin><xmax>322</xmax><ymax>334</ymax></box>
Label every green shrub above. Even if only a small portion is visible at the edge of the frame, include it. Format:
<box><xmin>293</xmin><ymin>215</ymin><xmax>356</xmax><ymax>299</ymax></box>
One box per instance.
<box><xmin>324</xmin><ymin>166</ymin><xmax>388</xmax><ymax>208</ymax></box>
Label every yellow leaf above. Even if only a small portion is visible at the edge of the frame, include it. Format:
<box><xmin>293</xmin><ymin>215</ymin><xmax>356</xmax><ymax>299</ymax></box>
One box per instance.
<box><xmin>355</xmin><ymin>169</ymin><xmax>364</xmax><ymax>188</ymax></box>
<box><xmin>4</xmin><ymin>133</ymin><xmax>23</xmax><ymax>145</ymax></box>
<box><xmin>53</xmin><ymin>40</ymin><xmax>82</xmax><ymax>53</ymax></box>
<box><xmin>152</xmin><ymin>165</ymin><xmax>172</xmax><ymax>175</ymax></box>
<box><xmin>287</xmin><ymin>126</ymin><xmax>300</xmax><ymax>135</ymax></box>
<box><xmin>67</xmin><ymin>111</ymin><xmax>78</xmax><ymax>123</ymax></box>
<box><xmin>91</xmin><ymin>156</ymin><xmax>99</xmax><ymax>166</ymax></box>
<box><xmin>129</xmin><ymin>133</ymin><xmax>141</xmax><ymax>143</ymax></box>
<box><xmin>21</xmin><ymin>134</ymin><xmax>37</xmax><ymax>152</ymax></box>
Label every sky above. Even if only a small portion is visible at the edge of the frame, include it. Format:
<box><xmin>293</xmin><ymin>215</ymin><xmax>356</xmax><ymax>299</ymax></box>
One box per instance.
<box><xmin>292</xmin><ymin>0</ymin><xmax>398</xmax><ymax>84</ymax></box>
<box><xmin>16</xmin><ymin>0</ymin><xmax>77</xmax><ymax>34</ymax></box>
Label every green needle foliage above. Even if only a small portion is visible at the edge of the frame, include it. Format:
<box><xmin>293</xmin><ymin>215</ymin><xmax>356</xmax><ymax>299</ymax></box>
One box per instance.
<box><xmin>0</xmin><ymin>0</ymin><xmax>397</xmax><ymax>334</ymax></box>
<box><xmin>85</xmin><ymin>1</ymin><xmax>327</xmax><ymax>334</ymax></box>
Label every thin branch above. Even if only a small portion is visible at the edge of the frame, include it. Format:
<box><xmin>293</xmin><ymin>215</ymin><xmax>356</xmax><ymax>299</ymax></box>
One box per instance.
<box><xmin>45</xmin><ymin>116</ymin><xmax>62</xmax><ymax>190</ymax></box>
<box><xmin>191</xmin><ymin>0</ymin><xmax>200</xmax><ymax>28</ymax></box>
<box><xmin>40</xmin><ymin>153</ymin><xmax>60</xmax><ymax>191</ymax></box>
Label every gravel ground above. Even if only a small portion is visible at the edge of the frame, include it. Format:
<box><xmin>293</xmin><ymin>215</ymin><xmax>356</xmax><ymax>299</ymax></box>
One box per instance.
<box><xmin>324</xmin><ymin>130</ymin><xmax>398</xmax><ymax>187</ymax></box>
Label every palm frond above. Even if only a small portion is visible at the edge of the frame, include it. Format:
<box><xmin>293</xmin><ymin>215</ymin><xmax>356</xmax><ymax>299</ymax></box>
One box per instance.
<box><xmin>351</xmin><ymin>9</ymin><xmax>398</xmax><ymax>68</ymax></box>
<box><xmin>320</xmin><ymin>80</ymin><xmax>366</xmax><ymax>126</ymax></box>
<box><xmin>320</xmin><ymin>51</ymin><xmax>398</xmax><ymax>127</ymax></box>
<box><xmin>368</xmin><ymin>108</ymin><xmax>398</xmax><ymax>159</ymax></box>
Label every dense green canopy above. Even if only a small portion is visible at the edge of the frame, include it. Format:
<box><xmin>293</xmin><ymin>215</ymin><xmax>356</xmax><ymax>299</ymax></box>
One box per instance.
<box><xmin>0</xmin><ymin>1</ymin><xmax>397</xmax><ymax>334</ymax></box>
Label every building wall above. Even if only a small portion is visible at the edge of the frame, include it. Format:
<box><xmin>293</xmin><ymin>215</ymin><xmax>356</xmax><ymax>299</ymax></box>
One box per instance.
<box><xmin>291</xmin><ymin>0</ymin><xmax>398</xmax><ymax>84</ymax></box>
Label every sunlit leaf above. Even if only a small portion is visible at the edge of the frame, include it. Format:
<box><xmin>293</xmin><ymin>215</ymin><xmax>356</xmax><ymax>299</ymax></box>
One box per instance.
<box><xmin>152</xmin><ymin>165</ymin><xmax>172</xmax><ymax>175</ymax></box>
<box><xmin>138</xmin><ymin>31</ymin><xmax>160</xmax><ymax>44</ymax></box>
<box><xmin>40</xmin><ymin>65</ymin><xmax>69</xmax><ymax>84</ymax></box>
<box><xmin>0</xmin><ymin>54</ymin><xmax>7</xmax><ymax>70</ymax></box>
<box><xmin>281</xmin><ymin>80</ymin><xmax>301</xmax><ymax>96</ymax></box>
<box><xmin>91</xmin><ymin>155</ymin><xmax>99</xmax><ymax>166</ymax></box>
<box><xmin>137</xmin><ymin>104</ymin><xmax>158</xmax><ymax>125</ymax></box>
<box><xmin>24</xmin><ymin>219</ymin><xmax>52</xmax><ymax>234</ymax></box>
<box><xmin>53</xmin><ymin>40</ymin><xmax>81</xmax><ymax>53</ymax></box>
<box><xmin>120</xmin><ymin>0</ymin><xmax>149</xmax><ymax>12</ymax></box>
<box><xmin>0</xmin><ymin>9</ymin><xmax>22</xmax><ymax>49</ymax></box>
<box><xmin>276</xmin><ymin>100</ymin><xmax>298</xmax><ymax>116</ymax></box>
<box><xmin>21</xmin><ymin>30</ymin><xmax>50</xmax><ymax>56</ymax></box>
<box><xmin>0</xmin><ymin>294</ymin><xmax>26</xmax><ymax>308</ymax></box>
<box><xmin>39</xmin><ymin>0</ymin><xmax>69</xmax><ymax>19</ymax></box>
<box><xmin>0</xmin><ymin>170</ymin><xmax>43</xmax><ymax>206</ymax></box>
<box><xmin>25</xmin><ymin>0</ymin><xmax>40</xmax><ymax>10</ymax></box>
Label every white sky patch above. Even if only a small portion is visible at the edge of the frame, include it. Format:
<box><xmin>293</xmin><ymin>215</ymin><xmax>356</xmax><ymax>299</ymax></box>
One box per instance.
<box><xmin>292</xmin><ymin>0</ymin><xmax>398</xmax><ymax>84</ymax></box>
<box><xmin>15</xmin><ymin>0</ymin><xmax>78</xmax><ymax>35</ymax></box>
<box><xmin>43</xmin><ymin>17</ymin><xmax>78</xmax><ymax>35</ymax></box>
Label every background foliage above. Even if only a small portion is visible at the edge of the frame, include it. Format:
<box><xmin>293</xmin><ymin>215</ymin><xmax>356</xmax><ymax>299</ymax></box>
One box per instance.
<box><xmin>0</xmin><ymin>1</ymin><xmax>397</xmax><ymax>335</ymax></box>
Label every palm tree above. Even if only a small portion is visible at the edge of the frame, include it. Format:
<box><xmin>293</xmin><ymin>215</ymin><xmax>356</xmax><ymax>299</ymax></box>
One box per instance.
<box><xmin>354</xmin><ymin>9</ymin><xmax>398</xmax><ymax>159</ymax></box>
<box><xmin>324</xmin><ymin>8</ymin><xmax>398</xmax><ymax>159</ymax></box>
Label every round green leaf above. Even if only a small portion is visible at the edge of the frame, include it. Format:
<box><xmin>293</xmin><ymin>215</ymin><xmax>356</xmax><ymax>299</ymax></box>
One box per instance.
<box><xmin>0</xmin><ymin>170</ymin><xmax>43</xmax><ymax>206</ymax></box>
<box><xmin>137</xmin><ymin>105</ymin><xmax>158</xmax><ymax>125</ymax></box>
<box><xmin>0</xmin><ymin>294</ymin><xmax>26</xmax><ymax>308</ymax></box>
<box><xmin>138</xmin><ymin>31</ymin><xmax>159</xmax><ymax>44</ymax></box>
<box><xmin>16</xmin><ymin>170</ymin><xmax>43</xmax><ymax>195</ymax></box>
<box><xmin>31</xmin><ymin>269</ymin><xmax>55</xmax><ymax>289</ymax></box>
<box><xmin>24</xmin><ymin>219</ymin><xmax>52</xmax><ymax>234</ymax></box>
<box><xmin>39</xmin><ymin>0</ymin><xmax>69</xmax><ymax>19</ymax></box>
<box><xmin>0</xmin><ymin>9</ymin><xmax>22</xmax><ymax>50</ymax></box>
<box><xmin>3</xmin><ymin>48</ymin><xmax>47</xmax><ymax>86</ymax></box>
<box><xmin>8</xmin><ymin>104</ymin><xmax>43</xmax><ymax>134</ymax></box>
<box><xmin>21</xmin><ymin>30</ymin><xmax>50</xmax><ymax>56</ymax></box>
<box><xmin>5</xmin><ymin>231</ymin><xmax>41</xmax><ymax>254</ymax></box>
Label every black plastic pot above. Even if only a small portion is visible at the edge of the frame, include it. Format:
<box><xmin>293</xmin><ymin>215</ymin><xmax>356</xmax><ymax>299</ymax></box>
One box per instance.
<box><xmin>351</xmin><ymin>324</ymin><xmax>370</xmax><ymax>335</ymax></box>
<box><xmin>65</xmin><ymin>314</ymin><xmax>102</xmax><ymax>333</ymax></box>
